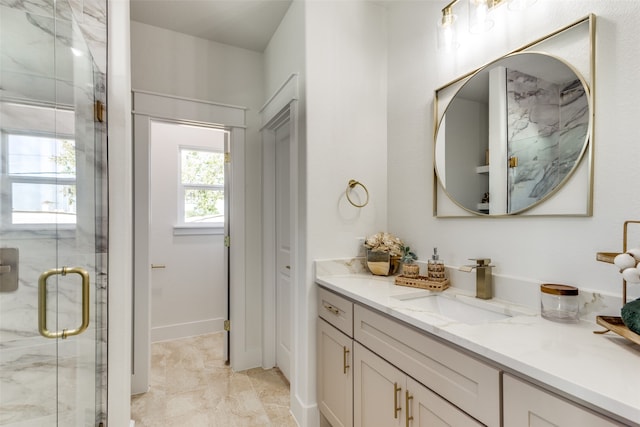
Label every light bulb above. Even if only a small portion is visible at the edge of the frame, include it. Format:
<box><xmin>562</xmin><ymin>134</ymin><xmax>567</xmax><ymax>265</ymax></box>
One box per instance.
<box><xmin>469</xmin><ymin>0</ymin><xmax>494</xmax><ymax>33</ymax></box>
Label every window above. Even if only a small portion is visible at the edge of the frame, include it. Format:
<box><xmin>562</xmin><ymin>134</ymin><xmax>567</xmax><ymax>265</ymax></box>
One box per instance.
<box><xmin>179</xmin><ymin>148</ymin><xmax>225</xmax><ymax>226</ymax></box>
<box><xmin>3</xmin><ymin>133</ymin><xmax>76</xmax><ymax>226</ymax></box>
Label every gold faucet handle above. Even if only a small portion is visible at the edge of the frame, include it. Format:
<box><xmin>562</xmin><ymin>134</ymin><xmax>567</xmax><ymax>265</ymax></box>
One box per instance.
<box><xmin>469</xmin><ymin>258</ymin><xmax>492</xmax><ymax>266</ymax></box>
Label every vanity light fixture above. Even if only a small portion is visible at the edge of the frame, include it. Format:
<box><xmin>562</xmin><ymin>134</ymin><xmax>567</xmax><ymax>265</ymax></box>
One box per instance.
<box><xmin>437</xmin><ymin>0</ymin><xmax>537</xmax><ymax>50</ymax></box>
<box><xmin>437</xmin><ymin>1</ymin><xmax>459</xmax><ymax>50</ymax></box>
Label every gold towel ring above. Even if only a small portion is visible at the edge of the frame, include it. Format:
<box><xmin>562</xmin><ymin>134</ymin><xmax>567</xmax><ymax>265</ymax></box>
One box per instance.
<box><xmin>346</xmin><ymin>179</ymin><xmax>369</xmax><ymax>208</ymax></box>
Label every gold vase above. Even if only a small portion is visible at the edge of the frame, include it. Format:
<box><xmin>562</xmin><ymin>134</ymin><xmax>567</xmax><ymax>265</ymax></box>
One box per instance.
<box><xmin>366</xmin><ymin>250</ymin><xmax>400</xmax><ymax>276</ymax></box>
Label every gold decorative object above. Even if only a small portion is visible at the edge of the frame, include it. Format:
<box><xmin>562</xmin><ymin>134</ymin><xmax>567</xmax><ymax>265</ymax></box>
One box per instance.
<box><xmin>346</xmin><ymin>179</ymin><xmax>369</xmax><ymax>208</ymax></box>
<box><xmin>594</xmin><ymin>316</ymin><xmax>640</xmax><ymax>346</ymax></box>
<box><xmin>366</xmin><ymin>250</ymin><xmax>400</xmax><ymax>276</ymax></box>
<box><xmin>594</xmin><ymin>220</ymin><xmax>640</xmax><ymax>344</ymax></box>
<box><xmin>395</xmin><ymin>276</ymin><xmax>450</xmax><ymax>292</ymax></box>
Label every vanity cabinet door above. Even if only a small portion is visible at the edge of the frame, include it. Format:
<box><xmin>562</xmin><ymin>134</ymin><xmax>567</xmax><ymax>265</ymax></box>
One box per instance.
<box><xmin>406</xmin><ymin>377</ymin><xmax>483</xmax><ymax>427</ymax></box>
<box><xmin>354</xmin><ymin>342</ymin><xmax>404</xmax><ymax>427</ymax></box>
<box><xmin>317</xmin><ymin>319</ymin><xmax>353</xmax><ymax>427</ymax></box>
<box><xmin>503</xmin><ymin>374</ymin><xmax>623</xmax><ymax>427</ymax></box>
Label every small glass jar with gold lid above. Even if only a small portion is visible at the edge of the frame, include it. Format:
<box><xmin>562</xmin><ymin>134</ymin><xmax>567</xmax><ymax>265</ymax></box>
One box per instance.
<box><xmin>540</xmin><ymin>283</ymin><xmax>579</xmax><ymax>323</ymax></box>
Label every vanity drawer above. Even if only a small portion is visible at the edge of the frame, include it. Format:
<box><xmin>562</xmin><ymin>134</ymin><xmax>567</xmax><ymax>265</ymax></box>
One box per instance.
<box><xmin>503</xmin><ymin>374</ymin><xmax>625</xmax><ymax>427</ymax></box>
<box><xmin>354</xmin><ymin>304</ymin><xmax>500</xmax><ymax>427</ymax></box>
<box><xmin>318</xmin><ymin>287</ymin><xmax>353</xmax><ymax>337</ymax></box>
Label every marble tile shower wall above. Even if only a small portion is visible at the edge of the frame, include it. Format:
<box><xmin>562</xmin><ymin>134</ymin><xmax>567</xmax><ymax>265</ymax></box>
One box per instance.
<box><xmin>506</xmin><ymin>68</ymin><xmax>589</xmax><ymax>212</ymax></box>
<box><xmin>0</xmin><ymin>0</ymin><xmax>107</xmax><ymax>426</ymax></box>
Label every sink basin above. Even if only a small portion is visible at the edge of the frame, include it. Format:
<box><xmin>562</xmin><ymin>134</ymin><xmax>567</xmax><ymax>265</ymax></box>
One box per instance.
<box><xmin>392</xmin><ymin>292</ymin><xmax>529</xmax><ymax>324</ymax></box>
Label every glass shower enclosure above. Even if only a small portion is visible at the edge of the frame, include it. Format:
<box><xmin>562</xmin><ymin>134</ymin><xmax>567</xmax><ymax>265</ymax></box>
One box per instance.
<box><xmin>0</xmin><ymin>0</ymin><xmax>108</xmax><ymax>425</ymax></box>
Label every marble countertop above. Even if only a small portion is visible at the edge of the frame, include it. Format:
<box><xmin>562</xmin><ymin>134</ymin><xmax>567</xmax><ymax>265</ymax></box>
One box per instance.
<box><xmin>315</xmin><ymin>270</ymin><xmax>640</xmax><ymax>425</ymax></box>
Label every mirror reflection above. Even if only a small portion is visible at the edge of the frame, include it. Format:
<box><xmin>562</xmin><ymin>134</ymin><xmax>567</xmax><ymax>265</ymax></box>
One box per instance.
<box><xmin>435</xmin><ymin>52</ymin><xmax>590</xmax><ymax>215</ymax></box>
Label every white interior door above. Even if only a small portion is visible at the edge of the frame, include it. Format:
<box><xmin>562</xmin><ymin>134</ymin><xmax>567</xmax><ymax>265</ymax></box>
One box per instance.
<box><xmin>275</xmin><ymin>118</ymin><xmax>292</xmax><ymax>381</ymax></box>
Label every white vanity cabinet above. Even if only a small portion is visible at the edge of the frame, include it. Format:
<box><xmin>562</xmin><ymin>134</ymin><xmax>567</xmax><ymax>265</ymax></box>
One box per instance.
<box><xmin>354</xmin><ymin>342</ymin><xmax>482</xmax><ymax>427</ymax></box>
<box><xmin>317</xmin><ymin>288</ymin><xmax>353</xmax><ymax>427</ymax></box>
<box><xmin>503</xmin><ymin>374</ymin><xmax>625</xmax><ymax>427</ymax></box>
<box><xmin>316</xmin><ymin>281</ymin><xmax>637</xmax><ymax>427</ymax></box>
<box><xmin>354</xmin><ymin>304</ymin><xmax>501</xmax><ymax>426</ymax></box>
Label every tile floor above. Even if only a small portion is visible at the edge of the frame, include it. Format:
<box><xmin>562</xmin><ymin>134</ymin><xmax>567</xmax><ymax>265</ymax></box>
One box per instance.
<box><xmin>131</xmin><ymin>332</ymin><xmax>298</xmax><ymax>426</ymax></box>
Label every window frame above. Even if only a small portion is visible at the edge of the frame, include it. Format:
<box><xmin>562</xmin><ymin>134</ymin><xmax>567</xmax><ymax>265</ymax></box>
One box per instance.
<box><xmin>176</xmin><ymin>145</ymin><xmax>225</xmax><ymax>231</ymax></box>
<box><xmin>1</xmin><ymin>129</ymin><xmax>77</xmax><ymax>232</ymax></box>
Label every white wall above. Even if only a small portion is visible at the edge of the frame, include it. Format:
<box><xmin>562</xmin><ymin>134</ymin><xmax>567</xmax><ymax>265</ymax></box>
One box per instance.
<box><xmin>306</xmin><ymin>0</ymin><xmax>389</xmax><ymax>423</ymax></box>
<box><xmin>264</xmin><ymin>1</ymin><xmax>388</xmax><ymax>424</ymax></box>
<box><xmin>263</xmin><ymin>1</ymin><xmax>311</xmax><ymax>424</ymax></box>
<box><xmin>107</xmin><ymin>0</ymin><xmax>132</xmax><ymax>425</ymax></box>
<box><xmin>130</xmin><ymin>21</ymin><xmax>265</xmax><ymax>367</ymax></box>
<box><xmin>387</xmin><ymin>1</ymin><xmax>640</xmax><ymax>305</ymax></box>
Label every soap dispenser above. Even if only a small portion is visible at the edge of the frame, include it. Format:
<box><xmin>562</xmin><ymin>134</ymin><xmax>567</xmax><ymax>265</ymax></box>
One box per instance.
<box><xmin>427</xmin><ymin>248</ymin><xmax>446</xmax><ymax>282</ymax></box>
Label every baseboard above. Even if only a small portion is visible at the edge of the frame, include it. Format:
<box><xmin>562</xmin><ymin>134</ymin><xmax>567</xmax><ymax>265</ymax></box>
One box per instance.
<box><xmin>290</xmin><ymin>392</ymin><xmax>319</xmax><ymax>427</ymax></box>
<box><xmin>151</xmin><ymin>318</ymin><xmax>224</xmax><ymax>342</ymax></box>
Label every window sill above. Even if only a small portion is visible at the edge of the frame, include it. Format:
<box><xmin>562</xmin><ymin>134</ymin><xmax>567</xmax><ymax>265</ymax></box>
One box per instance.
<box><xmin>173</xmin><ymin>225</ymin><xmax>224</xmax><ymax>236</ymax></box>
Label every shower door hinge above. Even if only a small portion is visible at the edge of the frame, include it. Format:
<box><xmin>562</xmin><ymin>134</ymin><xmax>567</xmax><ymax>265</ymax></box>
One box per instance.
<box><xmin>94</xmin><ymin>100</ymin><xmax>104</xmax><ymax>123</ymax></box>
<box><xmin>224</xmin><ymin>152</ymin><xmax>231</xmax><ymax>164</ymax></box>
<box><xmin>224</xmin><ymin>235</ymin><xmax>230</xmax><ymax>247</ymax></box>
<box><xmin>224</xmin><ymin>320</ymin><xmax>231</xmax><ymax>331</ymax></box>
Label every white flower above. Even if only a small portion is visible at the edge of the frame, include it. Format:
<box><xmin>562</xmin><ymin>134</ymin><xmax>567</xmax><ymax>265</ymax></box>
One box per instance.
<box><xmin>364</xmin><ymin>231</ymin><xmax>404</xmax><ymax>256</ymax></box>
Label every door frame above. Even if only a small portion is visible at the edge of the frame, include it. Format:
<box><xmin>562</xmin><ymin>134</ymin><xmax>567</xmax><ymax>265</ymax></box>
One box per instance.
<box><xmin>131</xmin><ymin>90</ymin><xmax>246</xmax><ymax>393</ymax></box>
<box><xmin>260</xmin><ymin>74</ymin><xmax>299</xmax><ymax>370</ymax></box>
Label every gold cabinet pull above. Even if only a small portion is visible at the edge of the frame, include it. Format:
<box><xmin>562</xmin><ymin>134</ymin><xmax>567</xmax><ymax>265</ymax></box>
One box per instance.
<box><xmin>343</xmin><ymin>346</ymin><xmax>350</xmax><ymax>374</ymax></box>
<box><xmin>38</xmin><ymin>267</ymin><xmax>90</xmax><ymax>339</ymax></box>
<box><xmin>405</xmin><ymin>391</ymin><xmax>414</xmax><ymax>427</ymax></box>
<box><xmin>394</xmin><ymin>382</ymin><xmax>402</xmax><ymax>419</ymax></box>
<box><xmin>323</xmin><ymin>303</ymin><xmax>339</xmax><ymax>316</ymax></box>
<box><xmin>151</xmin><ymin>264</ymin><xmax>166</xmax><ymax>269</ymax></box>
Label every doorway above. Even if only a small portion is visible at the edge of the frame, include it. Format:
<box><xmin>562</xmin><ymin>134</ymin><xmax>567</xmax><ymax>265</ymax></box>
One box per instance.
<box><xmin>132</xmin><ymin>91</ymin><xmax>246</xmax><ymax>394</ymax></box>
<box><xmin>148</xmin><ymin>121</ymin><xmax>229</xmax><ymax>347</ymax></box>
<box><xmin>261</xmin><ymin>74</ymin><xmax>300</xmax><ymax>384</ymax></box>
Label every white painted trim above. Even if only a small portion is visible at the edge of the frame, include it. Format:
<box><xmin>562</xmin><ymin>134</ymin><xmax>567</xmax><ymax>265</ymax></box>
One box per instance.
<box><xmin>132</xmin><ymin>91</ymin><xmax>248</xmax><ymax>390</ymax></box>
<box><xmin>173</xmin><ymin>225</ymin><xmax>224</xmax><ymax>236</ymax></box>
<box><xmin>151</xmin><ymin>318</ymin><xmax>225</xmax><ymax>342</ymax></box>
<box><xmin>132</xmin><ymin>91</ymin><xmax>246</xmax><ymax>128</ymax></box>
<box><xmin>131</xmin><ymin>113</ymin><xmax>152</xmax><ymax>395</ymax></box>
<box><xmin>133</xmin><ymin>89</ymin><xmax>248</xmax><ymax>111</ymax></box>
<box><xmin>107</xmin><ymin>0</ymin><xmax>133</xmax><ymax>424</ymax></box>
<box><xmin>261</xmin><ymin>74</ymin><xmax>302</xmax><ymax>418</ymax></box>
<box><xmin>260</xmin><ymin>74</ymin><xmax>299</xmax><ymax>128</ymax></box>
<box><xmin>261</xmin><ymin>123</ymin><xmax>277</xmax><ymax>370</ymax></box>
<box><xmin>291</xmin><ymin>395</ymin><xmax>320</xmax><ymax>427</ymax></box>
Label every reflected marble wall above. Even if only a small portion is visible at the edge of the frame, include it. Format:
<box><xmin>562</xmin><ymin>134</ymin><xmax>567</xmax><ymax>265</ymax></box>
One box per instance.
<box><xmin>506</xmin><ymin>69</ymin><xmax>589</xmax><ymax>213</ymax></box>
<box><xmin>0</xmin><ymin>0</ymin><xmax>107</xmax><ymax>425</ymax></box>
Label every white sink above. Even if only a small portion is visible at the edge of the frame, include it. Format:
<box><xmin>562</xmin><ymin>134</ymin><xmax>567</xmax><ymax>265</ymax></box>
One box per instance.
<box><xmin>392</xmin><ymin>292</ymin><xmax>532</xmax><ymax>324</ymax></box>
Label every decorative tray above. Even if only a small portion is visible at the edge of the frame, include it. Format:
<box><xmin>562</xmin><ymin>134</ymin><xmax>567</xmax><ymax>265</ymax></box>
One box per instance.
<box><xmin>395</xmin><ymin>276</ymin><xmax>450</xmax><ymax>292</ymax></box>
<box><xmin>595</xmin><ymin>316</ymin><xmax>640</xmax><ymax>345</ymax></box>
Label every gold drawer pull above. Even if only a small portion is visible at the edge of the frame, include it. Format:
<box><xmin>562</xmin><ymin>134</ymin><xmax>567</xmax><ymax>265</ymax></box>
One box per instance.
<box><xmin>405</xmin><ymin>391</ymin><xmax>414</xmax><ymax>427</ymax></box>
<box><xmin>394</xmin><ymin>382</ymin><xmax>402</xmax><ymax>419</ymax></box>
<box><xmin>343</xmin><ymin>346</ymin><xmax>350</xmax><ymax>374</ymax></box>
<box><xmin>323</xmin><ymin>303</ymin><xmax>339</xmax><ymax>316</ymax></box>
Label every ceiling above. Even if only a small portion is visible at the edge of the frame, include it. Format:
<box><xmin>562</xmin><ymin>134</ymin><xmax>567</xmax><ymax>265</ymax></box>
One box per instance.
<box><xmin>129</xmin><ymin>0</ymin><xmax>293</xmax><ymax>52</ymax></box>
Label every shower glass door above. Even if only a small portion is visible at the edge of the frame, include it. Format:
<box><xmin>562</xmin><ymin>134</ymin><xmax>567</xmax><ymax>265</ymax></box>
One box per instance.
<box><xmin>0</xmin><ymin>0</ymin><xmax>108</xmax><ymax>426</ymax></box>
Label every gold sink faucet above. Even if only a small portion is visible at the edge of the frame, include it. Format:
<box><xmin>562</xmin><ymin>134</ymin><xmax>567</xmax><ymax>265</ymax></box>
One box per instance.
<box><xmin>459</xmin><ymin>258</ymin><xmax>494</xmax><ymax>300</ymax></box>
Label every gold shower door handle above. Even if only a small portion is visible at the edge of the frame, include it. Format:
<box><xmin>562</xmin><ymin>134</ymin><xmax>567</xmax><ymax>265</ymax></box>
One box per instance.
<box><xmin>38</xmin><ymin>267</ymin><xmax>90</xmax><ymax>339</ymax></box>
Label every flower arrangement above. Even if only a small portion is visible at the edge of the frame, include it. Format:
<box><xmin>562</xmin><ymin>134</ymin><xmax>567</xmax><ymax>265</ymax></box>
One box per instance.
<box><xmin>364</xmin><ymin>232</ymin><xmax>404</xmax><ymax>257</ymax></box>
